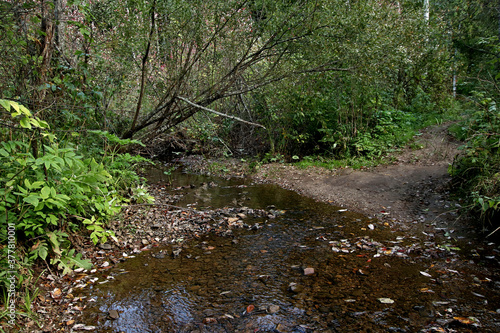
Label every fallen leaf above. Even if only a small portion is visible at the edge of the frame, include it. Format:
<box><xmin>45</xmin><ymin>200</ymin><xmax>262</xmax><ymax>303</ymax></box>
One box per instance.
<box><xmin>453</xmin><ymin>317</ymin><xmax>477</xmax><ymax>325</ymax></box>
<box><xmin>420</xmin><ymin>271</ymin><xmax>432</xmax><ymax>277</ymax></box>
<box><xmin>72</xmin><ymin>324</ymin><xmax>97</xmax><ymax>330</ymax></box>
<box><xmin>378</xmin><ymin>298</ymin><xmax>395</xmax><ymax>304</ymax></box>
<box><xmin>420</xmin><ymin>288</ymin><xmax>435</xmax><ymax>293</ymax></box>
<box><xmin>51</xmin><ymin>288</ymin><xmax>62</xmax><ymax>299</ymax></box>
<box><xmin>246</xmin><ymin>304</ymin><xmax>255</xmax><ymax>313</ymax></box>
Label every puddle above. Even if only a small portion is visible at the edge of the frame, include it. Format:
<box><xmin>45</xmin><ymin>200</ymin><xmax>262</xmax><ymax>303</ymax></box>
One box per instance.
<box><xmin>75</xmin><ymin>167</ymin><xmax>500</xmax><ymax>332</ymax></box>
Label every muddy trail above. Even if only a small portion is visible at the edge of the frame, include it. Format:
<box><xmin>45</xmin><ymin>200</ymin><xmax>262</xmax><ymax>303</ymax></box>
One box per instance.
<box><xmin>250</xmin><ymin>123</ymin><xmax>463</xmax><ymax>231</ymax></box>
<box><xmin>8</xmin><ymin>124</ymin><xmax>500</xmax><ymax>333</ymax></box>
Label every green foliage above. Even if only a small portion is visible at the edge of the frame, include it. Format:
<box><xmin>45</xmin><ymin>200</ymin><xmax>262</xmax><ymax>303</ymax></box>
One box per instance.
<box><xmin>449</xmin><ymin>95</ymin><xmax>500</xmax><ymax>228</ymax></box>
<box><xmin>0</xmin><ymin>99</ymin><xmax>151</xmax><ymax>287</ymax></box>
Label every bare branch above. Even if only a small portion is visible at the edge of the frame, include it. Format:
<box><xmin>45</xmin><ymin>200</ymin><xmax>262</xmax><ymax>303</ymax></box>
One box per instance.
<box><xmin>176</xmin><ymin>96</ymin><xmax>266</xmax><ymax>129</ymax></box>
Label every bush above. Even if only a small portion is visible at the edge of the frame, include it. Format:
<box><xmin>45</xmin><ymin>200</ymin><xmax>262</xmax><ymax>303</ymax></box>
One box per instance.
<box><xmin>449</xmin><ymin>95</ymin><xmax>500</xmax><ymax>232</ymax></box>
<box><xmin>0</xmin><ymin>100</ymin><xmax>153</xmax><ymax>287</ymax></box>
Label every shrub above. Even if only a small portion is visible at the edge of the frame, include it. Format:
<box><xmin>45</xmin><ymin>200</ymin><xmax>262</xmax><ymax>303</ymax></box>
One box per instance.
<box><xmin>449</xmin><ymin>95</ymin><xmax>500</xmax><ymax>232</ymax></box>
<box><xmin>0</xmin><ymin>99</ymin><xmax>153</xmax><ymax>285</ymax></box>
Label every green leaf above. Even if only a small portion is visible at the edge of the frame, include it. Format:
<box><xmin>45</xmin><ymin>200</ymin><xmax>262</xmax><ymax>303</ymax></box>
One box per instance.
<box><xmin>47</xmin><ymin>232</ymin><xmax>62</xmax><ymax>256</ymax></box>
<box><xmin>20</xmin><ymin>117</ymin><xmax>32</xmax><ymax>129</ymax></box>
<box><xmin>0</xmin><ymin>99</ymin><xmax>11</xmax><ymax>112</ymax></box>
<box><xmin>38</xmin><ymin>244</ymin><xmax>48</xmax><ymax>261</ymax></box>
<box><xmin>23</xmin><ymin>195</ymin><xmax>40</xmax><ymax>207</ymax></box>
<box><xmin>66</xmin><ymin>252</ymin><xmax>92</xmax><ymax>270</ymax></box>
<box><xmin>31</xmin><ymin>181</ymin><xmax>45</xmax><ymax>189</ymax></box>
<box><xmin>40</xmin><ymin>186</ymin><xmax>51</xmax><ymax>199</ymax></box>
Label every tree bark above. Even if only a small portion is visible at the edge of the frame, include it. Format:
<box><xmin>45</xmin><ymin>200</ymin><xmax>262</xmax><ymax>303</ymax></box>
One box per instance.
<box><xmin>54</xmin><ymin>0</ymin><xmax>66</xmax><ymax>55</ymax></box>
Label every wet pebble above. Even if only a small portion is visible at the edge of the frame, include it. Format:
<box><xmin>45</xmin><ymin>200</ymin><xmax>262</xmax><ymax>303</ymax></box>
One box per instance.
<box><xmin>289</xmin><ymin>282</ymin><xmax>304</xmax><ymax>293</ymax></box>
<box><xmin>108</xmin><ymin>309</ymin><xmax>119</xmax><ymax>319</ymax></box>
<box><xmin>267</xmin><ymin>304</ymin><xmax>280</xmax><ymax>314</ymax></box>
<box><xmin>304</xmin><ymin>267</ymin><xmax>315</xmax><ymax>275</ymax></box>
<box><xmin>99</xmin><ymin>243</ymin><xmax>113</xmax><ymax>250</ymax></box>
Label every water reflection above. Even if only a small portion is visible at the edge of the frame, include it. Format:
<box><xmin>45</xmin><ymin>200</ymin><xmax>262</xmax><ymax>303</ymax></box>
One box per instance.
<box><xmin>76</xmin><ymin>168</ymin><xmax>500</xmax><ymax>332</ymax></box>
<box><xmin>96</xmin><ymin>286</ymin><xmax>197</xmax><ymax>332</ymax></box>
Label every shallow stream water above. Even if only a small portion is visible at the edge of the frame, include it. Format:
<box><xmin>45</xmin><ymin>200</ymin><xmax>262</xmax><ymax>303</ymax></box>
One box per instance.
<box><xmin>76</xmin><ymin>167</ymin><xmax>500</xmax><ymax>332</ymax></box>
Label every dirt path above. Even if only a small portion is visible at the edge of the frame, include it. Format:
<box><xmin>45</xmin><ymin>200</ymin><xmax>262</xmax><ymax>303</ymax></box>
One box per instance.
<box><xmin>252</xmin><ymin>123</ymin><xmax>469</xmax><ymax>234</ymax></box>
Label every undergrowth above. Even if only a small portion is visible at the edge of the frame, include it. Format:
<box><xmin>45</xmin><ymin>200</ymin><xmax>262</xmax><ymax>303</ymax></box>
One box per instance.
<box><xmin>290</xmin><ymin>105</ymin><xmax>458</xmax><ymax>170</ymax></box>
<box><xmin>0</xmin><ymin>100</ymin><xmax>153</xmax><ymax>329</ymax></box>
<box><xmin>449</xmin><ymin>93</ymin><xmax>500</xmax><ymax>235</ymax></box>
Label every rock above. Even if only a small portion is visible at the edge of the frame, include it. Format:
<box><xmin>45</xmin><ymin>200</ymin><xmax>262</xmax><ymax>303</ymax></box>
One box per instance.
<box><xmin>268</xmin><ymin>304</ymin><xmax>280</xmax><ymax>314</ymax></box>
<box><xmin>288</xmin><ymin>282</ymin><xmax>304</xmax><ymax>293</ymax></box>
<box><xmin>108</xmin><ymin>309</ymin><xmax>119</xmax><ymax>319</ymax></box>
<box><xmin>99</xmin><ymin>243</ymin><xmax>113</xmax><ymax>250</ymax></box>
<box><xmin>154</xmin><ymin>252</ymin><xmax>166</xmax><ymax>259</ymax></box>
<box><xmin>304</xmin><ymin>267</ymin><xmax>315</xmax><ymax>275</ymax></box>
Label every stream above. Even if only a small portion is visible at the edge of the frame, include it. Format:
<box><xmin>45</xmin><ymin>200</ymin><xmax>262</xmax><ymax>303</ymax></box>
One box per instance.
<box><xmin>75</xmin><ymin>167</ymin><xmax>500</xmax><ymax>332</ymax></box>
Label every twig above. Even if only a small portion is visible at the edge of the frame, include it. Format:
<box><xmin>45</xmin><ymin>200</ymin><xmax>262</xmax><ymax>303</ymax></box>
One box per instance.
<box><xmin>486</xmin><ymin>225</ymin><xmax>500</xmax><ymax>238</ymax></box>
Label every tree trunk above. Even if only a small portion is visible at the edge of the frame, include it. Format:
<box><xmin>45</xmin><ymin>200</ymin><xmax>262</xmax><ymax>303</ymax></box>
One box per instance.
<box><xmin>128</xmin><ymin>0</ymin><xmax>156</xmax><ymax>138</ymax></box>
<box><xmin>54</xmin><ymin>0</ymin><xmax>66</xmax><ymax>55</ymax></box>
<box><xmin>36</xmin><ymin>0</ymin><xmax>56</xmax><ymax>103</ymax></box>
<box><xmin>424</xmin><ymin>0</ymin><xmax>430</xmax><ymax>23</ymax></box>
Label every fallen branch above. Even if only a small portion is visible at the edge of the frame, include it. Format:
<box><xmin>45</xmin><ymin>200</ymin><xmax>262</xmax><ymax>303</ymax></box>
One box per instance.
<box><xmin>120</xmin><ymin>202</ymin><xmax>199</xmax><ymax>212</ymax></box>
<box><xmin>176</xmin><ymin>96</ymin><xmax>266</xmax><ymax>129</ymax></box>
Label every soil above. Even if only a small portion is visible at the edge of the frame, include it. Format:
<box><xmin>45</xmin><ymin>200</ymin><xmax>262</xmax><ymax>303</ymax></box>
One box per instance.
<box><xmin>250</xmin><ymin>123</ymin><xmax>471</xmax><ymax>236</ymax></box>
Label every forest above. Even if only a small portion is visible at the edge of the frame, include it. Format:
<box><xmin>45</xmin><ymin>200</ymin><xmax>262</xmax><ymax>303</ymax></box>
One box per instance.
<box><xmin>1</xmin><ymin>0</ymin><xmax>499</xmax><ymax>328</ymax></box>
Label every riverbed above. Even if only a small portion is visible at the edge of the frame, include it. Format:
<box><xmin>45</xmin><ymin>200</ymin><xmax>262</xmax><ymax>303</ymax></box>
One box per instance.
<box><xmin>72</xmin><ymin>166</ymin><xmax>500</xmax><ymax>332</ymax></box>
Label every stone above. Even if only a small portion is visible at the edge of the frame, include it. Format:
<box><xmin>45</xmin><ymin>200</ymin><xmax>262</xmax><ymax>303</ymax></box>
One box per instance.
<box><xmin>304</xmin><ymin>267</ymin><xmax>315</xmax><ymax>275</ymax></box>
<box><xmin>154</xmin><ymin>252</ymin><xmax>166</xmax><ymax>259</ymax></box>
<box><xmin>268</xmin><ymin>304</ymin><xmax>280</xmax><ymax>314</ymax></box>
<box><xmin>108</xmin><ymin>309</ymin><xmax>119</xmax><ymax>319</ymax></box>
<box><xmin>289</xmin><ymin>283</ymin><xmax>304</xmax><ymax>293</ymax></box>
<box><xmin>99</xmin><ymin>243</ymin><xmax>112</xmax><ymax>250</ymax></box>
